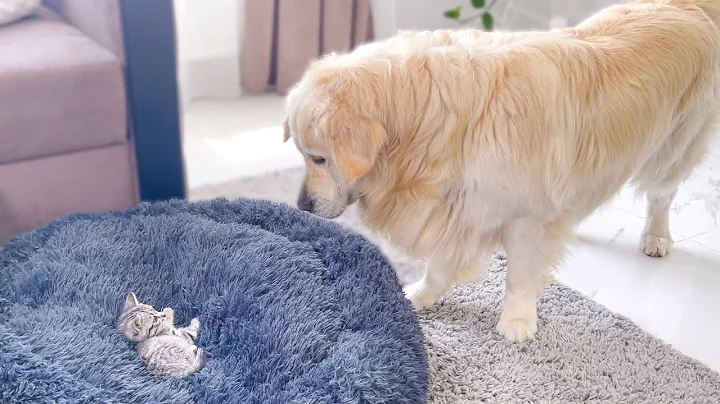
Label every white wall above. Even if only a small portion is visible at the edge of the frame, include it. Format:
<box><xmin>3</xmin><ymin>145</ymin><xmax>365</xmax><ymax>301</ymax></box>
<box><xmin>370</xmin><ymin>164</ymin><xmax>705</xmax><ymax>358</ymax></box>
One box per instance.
<box><xmin>174</xmin><ymin>0</ymin><xmax>244</xmax><ymax>108</ymax></box>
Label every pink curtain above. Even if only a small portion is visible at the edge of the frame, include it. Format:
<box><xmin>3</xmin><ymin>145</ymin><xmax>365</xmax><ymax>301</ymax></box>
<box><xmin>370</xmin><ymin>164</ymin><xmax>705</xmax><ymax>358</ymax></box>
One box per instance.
<box><xmin>241</xmin><ymin>0</ymin><xmax>374</xmax><ymax>95</ymax></box>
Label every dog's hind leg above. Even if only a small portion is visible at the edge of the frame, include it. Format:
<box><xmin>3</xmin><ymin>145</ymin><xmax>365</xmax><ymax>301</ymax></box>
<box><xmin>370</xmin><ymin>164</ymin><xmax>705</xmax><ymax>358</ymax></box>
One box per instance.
<box><xmin>497</xmin><ymin>217</ymin><xmax>570</xmax><ymax>341</ymax></box>
<box><xmin>636</xmin><ymin>115</ymin><xmax>716</xmax><ymax>257</ymax></box>
<box><xmin>640</xmin><ymin>190</ymin><xmax>677</xmax><ymax>257</ymax></box>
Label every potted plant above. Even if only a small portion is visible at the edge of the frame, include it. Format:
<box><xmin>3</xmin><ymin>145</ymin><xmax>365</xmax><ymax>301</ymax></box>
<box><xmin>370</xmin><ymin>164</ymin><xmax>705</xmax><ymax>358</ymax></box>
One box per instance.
<box><xmin>443</xmin><ymin>0</ymin><xmax>498</xmax><ymax>31</ymax></box>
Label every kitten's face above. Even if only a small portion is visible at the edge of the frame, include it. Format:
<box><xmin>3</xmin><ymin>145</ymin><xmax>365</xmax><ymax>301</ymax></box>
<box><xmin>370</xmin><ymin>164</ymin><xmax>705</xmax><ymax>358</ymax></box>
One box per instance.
<box><xmin>118</xmin><ymin>292</ymin><xmax>172</xmax><ymax>342</ymax></box>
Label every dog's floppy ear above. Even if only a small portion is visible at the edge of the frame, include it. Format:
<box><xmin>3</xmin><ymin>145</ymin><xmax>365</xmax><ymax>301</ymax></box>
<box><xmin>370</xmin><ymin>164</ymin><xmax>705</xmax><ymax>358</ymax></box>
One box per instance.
<box><xmin>282</xmin><ymin>119</ymin><xmax>291</xmax><ymax>143</ymax></box>
<box><xmin>318</xmin><ymin>103</ymin><xmax>387</xmax><ymax>181</ymax></box>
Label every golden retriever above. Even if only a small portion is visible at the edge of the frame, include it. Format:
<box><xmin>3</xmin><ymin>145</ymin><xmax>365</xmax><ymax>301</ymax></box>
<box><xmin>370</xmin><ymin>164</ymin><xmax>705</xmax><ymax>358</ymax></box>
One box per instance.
<box><xmin>283</xmin><ymin>0</ymin><xmax>720</xmax><ymax>341</ymax></box>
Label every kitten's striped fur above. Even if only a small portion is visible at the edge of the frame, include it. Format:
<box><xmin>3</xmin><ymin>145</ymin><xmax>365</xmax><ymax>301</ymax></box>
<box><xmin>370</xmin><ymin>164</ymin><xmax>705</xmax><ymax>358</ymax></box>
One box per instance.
<box><xmin>117</xmin><ymin>292</ymin><xmax>205</xmax><ymax>378</ymax></box>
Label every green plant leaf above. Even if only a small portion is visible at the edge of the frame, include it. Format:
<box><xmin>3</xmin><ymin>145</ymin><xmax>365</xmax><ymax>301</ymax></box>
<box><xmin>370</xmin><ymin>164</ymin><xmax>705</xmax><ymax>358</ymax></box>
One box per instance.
<box><xmin>443</xmin><ymin>6</ymin><xmax>461</xmax><ymax>20</ymax></box>
<box><xmin>482</xmin><ymin>11</ymin><xmax>494</xmax><ymax>31</ymax></box>
<box><xmin>471</xmin><ymin>0</ymin><xmax>486</xmax><ymax>8</ymax></box>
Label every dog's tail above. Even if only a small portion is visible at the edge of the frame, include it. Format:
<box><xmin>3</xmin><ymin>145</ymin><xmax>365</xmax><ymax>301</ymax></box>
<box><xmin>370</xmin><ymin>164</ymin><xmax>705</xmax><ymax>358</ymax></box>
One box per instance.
<box><xmin>640</xmin><ymin>0</ymin><xmax>720</xmax><ymax>28</ymax></box>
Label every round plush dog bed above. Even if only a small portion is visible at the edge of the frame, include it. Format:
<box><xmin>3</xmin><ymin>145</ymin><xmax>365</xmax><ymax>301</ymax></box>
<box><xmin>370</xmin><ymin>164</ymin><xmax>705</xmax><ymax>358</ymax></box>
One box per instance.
<box><xmin>0</xmin><ymin>199</ymin><xmax>428</xmax><ymax>403</ymax></box>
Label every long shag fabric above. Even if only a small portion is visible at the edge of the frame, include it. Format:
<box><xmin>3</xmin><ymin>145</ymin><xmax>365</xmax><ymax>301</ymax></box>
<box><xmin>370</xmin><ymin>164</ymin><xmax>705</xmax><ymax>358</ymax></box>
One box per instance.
<box><xmin>0</xmin><ymin>199</ymin><xmax>429</xmax><ymax>403</ymax></box>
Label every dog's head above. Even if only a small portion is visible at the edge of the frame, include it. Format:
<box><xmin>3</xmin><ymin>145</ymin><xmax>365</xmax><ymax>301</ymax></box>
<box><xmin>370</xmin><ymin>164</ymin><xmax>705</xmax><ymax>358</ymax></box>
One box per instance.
<box><xmin>283</xmin><ymin>60</ymin><xmax>388</xmax><ymax>219</ymax></box>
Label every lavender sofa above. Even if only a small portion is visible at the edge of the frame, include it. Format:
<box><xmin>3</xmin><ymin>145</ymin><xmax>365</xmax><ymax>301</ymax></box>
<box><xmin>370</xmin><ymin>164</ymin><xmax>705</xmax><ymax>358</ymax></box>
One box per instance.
<box><xmin>0</xmin><ymin>0</ymin><xmax>138</xmax><ymax>243</ymax></box>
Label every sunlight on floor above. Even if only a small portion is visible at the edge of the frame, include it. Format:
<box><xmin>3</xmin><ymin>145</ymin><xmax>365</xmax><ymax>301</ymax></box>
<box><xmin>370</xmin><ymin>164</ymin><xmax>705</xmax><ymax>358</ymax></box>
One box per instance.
<box><xmin>182</xmin><ymin>95</ymin><xmax>303</xmax><ymax>189</ymax></box>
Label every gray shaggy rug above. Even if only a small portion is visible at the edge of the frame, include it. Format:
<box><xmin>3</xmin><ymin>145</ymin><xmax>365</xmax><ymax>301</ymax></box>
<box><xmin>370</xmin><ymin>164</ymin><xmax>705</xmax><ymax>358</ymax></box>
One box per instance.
<box><xmin>191</xmin><ymin>167</ymin><xmax>720</xmax><ymax>404</ymax></box>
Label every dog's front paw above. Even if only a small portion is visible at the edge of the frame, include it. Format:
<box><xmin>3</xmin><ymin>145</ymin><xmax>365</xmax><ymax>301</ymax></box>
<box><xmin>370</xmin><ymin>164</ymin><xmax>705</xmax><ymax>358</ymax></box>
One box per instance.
<box><xmin>641</xmin><ymin>233</ymin><xmax>672</xmax><ymax>257</ymax></box>
<box><xmin>404</xmin><ymin>282</ymin><xmax>444</xmax><ymax>310</ymax></box>
<box><xmin>497</xmin><ymin>314</ymin><xmax>537</xmax><ymax>342</ymax></box>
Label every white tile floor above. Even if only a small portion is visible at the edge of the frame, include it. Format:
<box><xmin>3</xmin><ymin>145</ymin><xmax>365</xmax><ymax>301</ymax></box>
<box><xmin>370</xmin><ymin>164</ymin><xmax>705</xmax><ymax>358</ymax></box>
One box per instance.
<box><xmin>184</xmin><ymin>95</ymin><xmax>720</xmax><ymax>372</ymax></box>
<box><xmin>182</xmin><ymin>95</ymin><xmax>301</xmax><ymax>190</ymax></box>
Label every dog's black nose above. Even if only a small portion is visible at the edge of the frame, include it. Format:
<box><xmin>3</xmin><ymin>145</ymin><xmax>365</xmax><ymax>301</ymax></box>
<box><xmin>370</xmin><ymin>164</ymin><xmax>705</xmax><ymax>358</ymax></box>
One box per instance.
<box><xmin>297</xmin><ymin>195</ymin><xmax>314</xmax><ymax>212</ymax></box>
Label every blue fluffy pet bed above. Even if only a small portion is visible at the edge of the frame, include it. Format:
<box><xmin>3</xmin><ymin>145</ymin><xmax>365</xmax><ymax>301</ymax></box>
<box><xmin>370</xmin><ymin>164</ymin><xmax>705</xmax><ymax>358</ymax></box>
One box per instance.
<box><xmin>0</xmin><ymin>199</ymin><xmax>428</xmax><ymax>403</ymax></box>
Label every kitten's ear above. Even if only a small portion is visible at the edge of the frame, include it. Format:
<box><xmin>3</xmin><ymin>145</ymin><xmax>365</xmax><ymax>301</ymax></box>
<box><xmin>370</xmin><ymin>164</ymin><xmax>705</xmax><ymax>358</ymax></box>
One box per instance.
<box><xmin>124</xmin><ymin>292</ymin><xmax>139</xmax><ymax>311</ymax></box>
<box><xmin>132</xmin><ymin>316</ymin><xmax>142</xmax><ymax>331</ymax></box>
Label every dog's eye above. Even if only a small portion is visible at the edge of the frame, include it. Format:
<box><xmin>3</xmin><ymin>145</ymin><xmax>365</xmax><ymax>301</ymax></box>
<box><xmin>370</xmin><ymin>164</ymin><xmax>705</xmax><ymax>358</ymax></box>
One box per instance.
<box><xmin>310</xmin><ymin>156</ymin><xmax>326</xmax><ymax>165</ymax></box>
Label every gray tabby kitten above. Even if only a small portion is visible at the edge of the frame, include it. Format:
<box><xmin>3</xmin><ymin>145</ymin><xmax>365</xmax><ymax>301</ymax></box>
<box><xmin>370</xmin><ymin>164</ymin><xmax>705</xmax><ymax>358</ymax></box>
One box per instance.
<box><xmin>117</xmin><ymin>292</ymin><xmax>205</xmax><ymax>378</ymax></box>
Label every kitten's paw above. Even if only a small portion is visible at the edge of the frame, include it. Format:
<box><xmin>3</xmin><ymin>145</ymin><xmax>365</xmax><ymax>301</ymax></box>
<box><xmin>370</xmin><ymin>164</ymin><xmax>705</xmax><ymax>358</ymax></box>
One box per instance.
<box><xmin>190</xmin><ymin>318</ymin><xmax>200</xmax><ymax>329</ymax></box>
<box><xmin>641</xmin><ymin>233</ymin><xmax>672</xmax><ymax>257</ymax></box>
<box><xmin>162</xmin><ymin>307</ymin><xmax>174</xmax><ymax>323</ymax></box>
<box><xmin>497</xmin><ymin>315</ymin><xmax>537</xmax><ymax>342</ymax></box>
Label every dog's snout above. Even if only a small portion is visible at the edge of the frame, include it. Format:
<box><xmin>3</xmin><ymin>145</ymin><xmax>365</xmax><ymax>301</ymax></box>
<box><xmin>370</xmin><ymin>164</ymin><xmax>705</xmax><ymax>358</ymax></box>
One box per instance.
<box><xmin>297</xmin><ymin>186</ymin><xmax>314</xmax><ymax>212</ymax></box>
<box><xmin>297</xmin><ymin>196</ymin><xmax>313</xmax><ymax>212</ymax></box>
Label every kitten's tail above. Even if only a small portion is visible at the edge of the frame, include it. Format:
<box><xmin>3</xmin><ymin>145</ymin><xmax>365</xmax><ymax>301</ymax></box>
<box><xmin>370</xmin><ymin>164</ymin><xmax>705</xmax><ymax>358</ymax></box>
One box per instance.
<box><xmin>190</xmin><ymin>347</ymin><xmax>206</xmax><ymax>374</ymax></box>
<box><xmin>170</xmin><ymin>347</ymin><xmax>205</xmax><ymax>378</ymax></box>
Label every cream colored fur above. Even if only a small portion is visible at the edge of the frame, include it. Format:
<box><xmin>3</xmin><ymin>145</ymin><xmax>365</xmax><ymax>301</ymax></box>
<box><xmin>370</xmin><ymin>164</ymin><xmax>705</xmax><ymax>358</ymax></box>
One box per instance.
<box><xmin>284</xmin><ymin>0</ymin><xmax>720</xmax><ymax>341</ymax></box>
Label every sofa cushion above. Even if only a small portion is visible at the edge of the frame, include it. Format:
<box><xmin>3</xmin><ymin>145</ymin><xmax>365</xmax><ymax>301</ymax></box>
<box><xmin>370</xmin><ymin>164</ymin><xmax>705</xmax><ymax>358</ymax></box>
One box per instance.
<box><xmin>0</xmin><ymin>8</ymin><xmax>127</xmax><ymax>164</ymax></box>
<box><xmin>0</xmin><ymin>0</ymin><xmax>41</xmax><ymax>26</ymax></box>
<box><xmin>0</xmin><ymin>143</ymin><xmax>138</xmax><ymax>242</ymax></box>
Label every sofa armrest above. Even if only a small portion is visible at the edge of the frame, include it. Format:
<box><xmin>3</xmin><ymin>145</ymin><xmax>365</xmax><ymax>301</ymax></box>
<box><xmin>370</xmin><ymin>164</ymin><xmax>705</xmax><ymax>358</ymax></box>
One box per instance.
<box><xmin>44</xmin><ymin>0</ymin><xmax>124</xmax><ymax>61</ymax></box>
